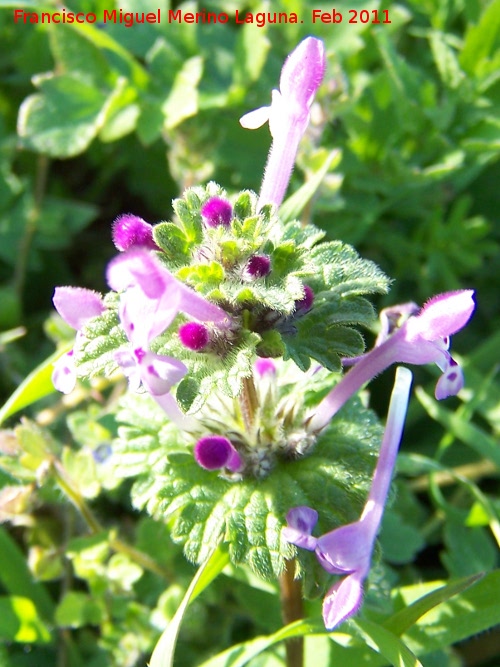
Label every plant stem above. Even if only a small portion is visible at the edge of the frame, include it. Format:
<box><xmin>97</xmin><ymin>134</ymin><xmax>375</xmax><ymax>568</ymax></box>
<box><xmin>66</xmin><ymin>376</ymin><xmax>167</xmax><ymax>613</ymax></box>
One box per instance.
<box><xmin>51</xmin><ymin>459</ymin><xmax>171</xmax><ymax>580</ymax></box>
<box><xmin>14</xmin><ymin>155</ymin><xmax>49</xmax><ymax>305</ymax></box>
<box><xmin>279</xmin><ymin>560</ymin><xmax>304</xmax><ymax>667</ymax></box>
<box><xmin>239</xmin><ymin>375</ymin><xmax>259</xmax><ymax>433</ymax></box>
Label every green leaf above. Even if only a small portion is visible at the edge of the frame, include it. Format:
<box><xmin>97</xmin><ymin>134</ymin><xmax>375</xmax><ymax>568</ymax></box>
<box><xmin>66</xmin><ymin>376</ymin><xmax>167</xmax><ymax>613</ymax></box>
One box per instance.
<box><xmin>153</xmin><ymin>222</ymin><xmax>192</xmax><ymax>264</ymax></box>
<box><xmin>284</xmin><ymin>322</ymin><xmax>363</xmax><ymax>372</ymax></box>
<box><xmin>415</xmin><ymin>387</ymin><xmax>500</xmax><ymax>467</ymax></box>
<box><xmin>149</xmin><ymin>544</ymin><xmax>230</xmax><ymax>667</ymax></box>
<box><xmin>0</xmin><ymin>345</ymin><xmax>67</xmax><ymax>425</ymax></box>
<box><xmin>400</xmin><ymin>570</ymin><xmax>500</xmax><ymax>654</ymax></box>
<box><xmin>0</xmin><ymin>596</ymin><xmax>51</xmax><ymax>643</ymax></box>
<box><xmin>351</xmin><ymin>619</ymin><xmax>423</xmax><ymax>667</ymax></box>
<box><xmin>0</xmin><ymin>527</ymin><xmax>54</xmax><ymax>622</ymax></box>
<box><xmin>114</xmin><ymin>393</ymin><xmax>380</xmax><ymax>585</ymax></box>
<box><xmin>55</xmin><ymin>592</ymin><xmax>102</xmax><ymax>629</ymax></box>
<box><xmin>18</xmin><ymin>73</ymin><xmax>120</xmax><ymax>158</ymax></box>
<box><xmin>460</xmin><ymin>0</ymin><xmax>500</xmax><ymax>75</ymax></box>
<box><xmin>384</xmin><ymin>573</ymin><xmax>484</xmax><ymax>637</ymax></box>
<box><xmin>306</xmin><ymin>242</ymin><xmax>390</xmax><ymax>297</ymax></box>
<box><xmin>280</xmin><ymin>149</ymin><xmax>341</xmax><ymax>223</ymax></box>
<box><xmin>232</xmin><ymin>24</ymin><xmax>270</xmax><ymax>88</ymax></box>
<box><xmin>163</xmin><ymin>56</ymin><xmax>203</xmax><ymax>130</ymax></box>
<box><xmin>441</xmin><ymin>521</ymin><xmax>497</xmax><ymax>577</ymax></box>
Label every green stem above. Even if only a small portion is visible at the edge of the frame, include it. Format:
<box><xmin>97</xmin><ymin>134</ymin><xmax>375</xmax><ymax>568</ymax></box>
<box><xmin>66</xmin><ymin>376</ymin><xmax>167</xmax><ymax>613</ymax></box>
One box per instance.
<box><xmin>279</xmin><ymin>560</ymin><xmax>304</xmax><ymax>667</ymax></box>
<box><xmin>51</xmin><ymin>460</ymin><xmax>171</xmax><ymax>580</ymax></box>
<box><xmin>239</xmin><ymin>376</ymin><xmax>259</xmax><ymax>433</ymax></box>
<box><xmin>14</xmin><ymin>155</ymin><xmax>49</xmax><ymax>305</ymax></box>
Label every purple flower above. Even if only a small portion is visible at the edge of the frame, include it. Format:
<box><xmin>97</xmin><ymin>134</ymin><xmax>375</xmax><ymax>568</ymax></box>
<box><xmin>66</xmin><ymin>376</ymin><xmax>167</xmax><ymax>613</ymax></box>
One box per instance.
<box><xmin>284</xmin><ymin>366</ymin><xmax>413</xmax><ymax>629</ymax></box>
<box><xmin>308</xmin><ymin>290</ymin><xmax>475</xmax><ymax>433</ymax></box>
<box><xmin>194</xmin><ymin>435</ymin><xmax>243</xmax><ymax>472</ymax></box>
<box><xmin>52</xmin><ymin>287</ymin><xmax>106</xmax><ymax>393</ymax></box>
<box><xmin>112</xmin><ymin>214</ymin><xmax>159</xmax><ymax>251</ymax></box>
<box><xmin>201</xmin><ymin>197</ymin><xmax>233</xmax><ymax>227</ymax></box>
<box><xmin>178</xmin><ymin>322</ymin><xmax>210</xmax><ymax>351</ymax></box>
<box><xmin>254</xmin><ymin>358</ymin><xmax>277</xmax><ymax>377</ymax></box>
<box><xmin>244</xmin><ymin>254</ymin><xmax>271</xmax><ymax>280</ymax></box>
<box><xmin>240</xmin><ymin>37</ymin><xmax>326</xmax><ymax>209</ymax></box>
<box><xmin>106</xmin><ymin>249</ymin><xmax>231</xmax><ymax>398</ymax></box>
<box><xmin>294</xmin><ymin>285</ymin><xmax>314</xmax><ymax>314</ymax></box>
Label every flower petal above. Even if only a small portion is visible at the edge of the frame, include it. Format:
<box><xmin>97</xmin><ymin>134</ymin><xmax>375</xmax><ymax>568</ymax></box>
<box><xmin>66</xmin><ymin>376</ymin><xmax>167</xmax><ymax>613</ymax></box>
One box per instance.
<box><xmin>316</xmin><ymin>521</ymin><xmax>372</xmax><ymax>574</ymax></box>
<box><xmin>239</xmin><ymin>105</ymin><xmax>271</xmax><ymax>130</ymax></box>
<box><xmin>52</xmin><ymin>350</ymin><xmax>76</xmax><ymax>394</ymax></box>
<box><xmin>283</xmin><ymin>506</ymin><xmax>319</xmax><ymax>551</ymax></box>
<box><xmin>435</xmin><ymin>358</ymin><xmax>464</xmax><ymax>399</ymax></box>
<box><xmin>322</xmin><ymin>572</ymin><xmax>364</xmax><ymax>630</ymax></box>
<box><xmin>53</xmin><ymin>287</ymin><xmax>105</xmax><ymax>331</ymax></box>
<box><xmin>139</xmin><ymin>352</ymin><xmax>187</xmax><ymax>395</ymax></box>
<box><xmin>406</xmin><ymin>290</ymin><xmax>475</xmax><ymax>341</ymax></box>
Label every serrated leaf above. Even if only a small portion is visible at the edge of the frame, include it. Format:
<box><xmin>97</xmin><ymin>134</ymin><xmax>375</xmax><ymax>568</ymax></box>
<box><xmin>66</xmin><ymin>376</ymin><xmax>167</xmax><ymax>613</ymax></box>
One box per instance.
<box><xmin>307</xmin><ymin>242</ymin><xmax>390</xmax><ymax>296</ymax></box>
<box><xmin>153</xmin><ymin>222</ymin><xmax>192</xmax><ymax>264</ymax></box>
<box><xmin>114</xmin><ymin>393</ymin><xmax>380</xmax><ymax>585</ymax></box>
<box><xmin>233</xmin><ymin>191</ymin><xmax>257</xmax><ymax>220</ymax></box>
<box><xmin>284</xmin><ymin>320</ymin><xmax>364</xmax><ymax>372</ymax></box>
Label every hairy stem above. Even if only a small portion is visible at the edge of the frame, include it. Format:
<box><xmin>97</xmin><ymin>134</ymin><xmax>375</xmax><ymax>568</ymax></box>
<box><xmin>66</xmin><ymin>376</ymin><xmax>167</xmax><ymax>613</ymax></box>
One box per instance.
<box><xmin>279</xmin><ymin>560</ymin><xmax>304</xmax><ymax>667</ymax></box>
<box><xmin>239</xmin><ymin>375</ymin><xmax>259</xmax><ymax>433</ymax></box>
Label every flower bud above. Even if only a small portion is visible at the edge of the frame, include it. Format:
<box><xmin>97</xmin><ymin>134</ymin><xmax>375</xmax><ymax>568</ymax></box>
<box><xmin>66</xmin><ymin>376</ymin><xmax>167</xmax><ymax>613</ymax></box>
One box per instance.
<box><xmin>194</xmin><ymin>436</ymin><xmax>242</xmax><ymax>472</ymax></box>
<box><xmin>178</xmin><ymin>322</ymin><xmax>210</xmax><ymax>351</ymax></box>
<box><xmin>254</xmin><ymin>358</ymin><xmax>277</xmax><ymax>377</ymax></box>
<box><xmin>112</xmin><ymin>214</ymin><xmax>158</xmax><ymax>251</ymax></box>
<box><xmin>294</xmin><ymin>285</ymin><xmax>314</xmax><ymax>314</ymax></box>
<box><xmin>245</xmin><ymin>254</ymin><xmax>271</xmax><ymax>279</ymax></box>
<box><xmin>200</xmin><ymin>197</ymin><xmax>233</xmax><ymax>227</ymax></box>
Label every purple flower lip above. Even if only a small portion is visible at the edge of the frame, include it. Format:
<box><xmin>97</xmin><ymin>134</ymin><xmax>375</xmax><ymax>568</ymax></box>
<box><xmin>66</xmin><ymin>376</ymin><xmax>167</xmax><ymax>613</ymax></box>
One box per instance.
<box><xmin>201</xmin><ymin>197</ymin><xmax>233</xmax><ymax>227</ymax></box>
<box><xmin>112</xmin><ymin>214</ymin><xmax>158</xmax><ymax>251</ymax></box>
<box><xmin>179</xmin><ymin>322</ymin><xmax>210</xmax><ymax>351</ymax></box>
<box><xmin>194</xmin><ymin>436</ymin><xmax>243</xmax><ymax>472</ymax></box>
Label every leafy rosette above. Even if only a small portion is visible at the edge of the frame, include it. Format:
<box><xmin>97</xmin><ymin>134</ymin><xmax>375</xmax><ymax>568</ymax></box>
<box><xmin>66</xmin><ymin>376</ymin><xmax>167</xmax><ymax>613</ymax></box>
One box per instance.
<box><xmin>73</xmin><ymin>182</ymin><xmax>389</xmax><ymax>412</ymax></box>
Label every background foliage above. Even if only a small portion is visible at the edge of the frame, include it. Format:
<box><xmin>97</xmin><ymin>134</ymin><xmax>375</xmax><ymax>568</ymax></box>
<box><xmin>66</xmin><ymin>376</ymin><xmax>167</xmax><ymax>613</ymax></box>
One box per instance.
<box><xmin>0</xmin><ymin>0</ymin><xmax>499</xmax><ymax>665</ymax></box>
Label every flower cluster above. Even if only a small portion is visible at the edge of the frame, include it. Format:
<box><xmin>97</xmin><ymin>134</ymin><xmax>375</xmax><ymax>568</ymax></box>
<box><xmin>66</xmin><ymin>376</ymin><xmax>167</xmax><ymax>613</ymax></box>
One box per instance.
<box><xmin>51</xmin><ymin>36</ymin><xmax>476</xmax><ymax>631</ymax></box>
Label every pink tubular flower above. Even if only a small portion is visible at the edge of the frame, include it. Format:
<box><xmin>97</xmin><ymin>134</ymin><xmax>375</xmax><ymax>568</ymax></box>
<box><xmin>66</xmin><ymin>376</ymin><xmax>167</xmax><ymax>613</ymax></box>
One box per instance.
<box><xmin>106</xmin><ymin>249</ymin><xmax>231</xmax><ymax>399</ymax></box>
<box><xmin>308</xmin><ymin>290</ymin><xmax>475</xmax><ymax>433</ymax></box>
<box><xmin>52</xmin><ymin>287</ymin><xmax>106</xmax><ymax>393</ymax></box>
<box><xmin>240</xmin><ymin>37</ymin><xmax>326</xmax><ymax>209</ymax></box>
<box><xmin>284</xmin><ymin>367</ymin><xmax>413</xmax><ymax>630</ymax></box>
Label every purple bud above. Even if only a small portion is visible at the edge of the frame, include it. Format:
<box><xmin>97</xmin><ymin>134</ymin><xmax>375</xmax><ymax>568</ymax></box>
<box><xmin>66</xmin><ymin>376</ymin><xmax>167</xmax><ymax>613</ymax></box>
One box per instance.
<box><xmin>194</xmin><ymin>436</ymin><xmax>242</xmax><ymax>472</ymax></box>
<box><xmin>254</xmin><ymin>358</ymin><xmax>277</xmax><ymax>377</ymax></box>
<box><xmin>245</xmin><ymin>255</ymin><xmax>271</xmax><ymax>279</ymax></box>
<box><xmin>178</xmin><ymin>322</ymin><xmax>210</xmax><ymax>351</ymax></box>
<box><xmin>295</xmin><ymin>285</ymin><xmax>314</xmax><ymax>314</ymax></box>
<box><xmin>112</xmin><ymin>214</ymin><xmax>158</xmax><ymax>251</ymax></box>
<box><xmin>200</xmin><ymin>197</ymin><xmax>232</xmax><ymax>227</ymax></box>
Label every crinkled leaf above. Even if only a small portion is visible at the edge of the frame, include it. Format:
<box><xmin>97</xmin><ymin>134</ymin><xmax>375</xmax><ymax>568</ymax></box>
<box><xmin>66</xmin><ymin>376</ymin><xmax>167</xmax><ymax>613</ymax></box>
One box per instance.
<box><xmin>112</xmin><ymin>393</ymin><xmax>381</xmax><ymax>586</ymax></box>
